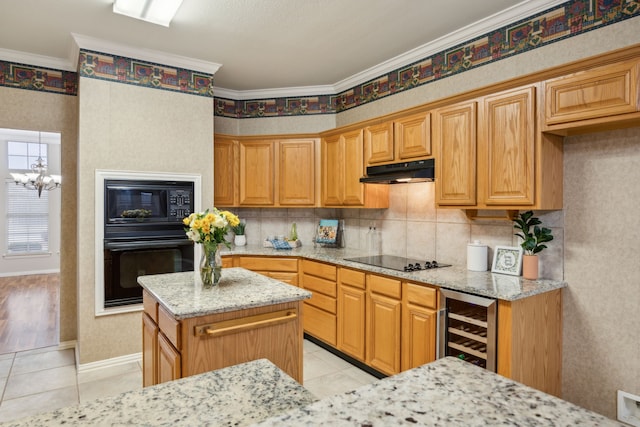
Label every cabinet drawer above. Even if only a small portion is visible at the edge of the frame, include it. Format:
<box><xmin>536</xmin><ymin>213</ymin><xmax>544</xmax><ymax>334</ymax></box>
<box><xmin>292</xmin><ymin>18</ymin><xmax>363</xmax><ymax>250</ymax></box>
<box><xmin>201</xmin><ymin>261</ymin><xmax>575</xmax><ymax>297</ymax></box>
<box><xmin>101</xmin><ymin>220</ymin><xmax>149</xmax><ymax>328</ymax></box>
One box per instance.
<box><xmin>143</xmin><ymin>290</ymin><xmax>158</xmax><ymax>322</ymax></box>
<box><xmin>303</xmin><ymin>273</ymin><xmax>337</xmax><ymax>297</ymax></box>
<box><xmin>368</xmin><ymin>274</ymin><xmax>401</xmax><ymax>299</ymax></box>
<box><xmin>238</xmin><ymin>256</ymin><xmax>298</xmax><ymax>272</ymax></box>
<box><xmin>340</xmin><ymin>267</ymin><xmax>366</xmax><ymax>289</ymax></box>
<box><xmin>304</xmin><ymin>303</ymin><xmax>337</xmax><ymax>346</ymax></box>
<box><xmin>267</xmin><ymin>271</ymin><xmax>299</xmax><ymax>286</ymax></box>
<box><xmin>306</xmin><ymin>291</ymin><xmax>337</xmax><ymax>314</ymax></box>
<box><xmin>405</xmin><ymin>283</ymin><xmax>438</xmax><ymax>309</ymax></box>
<box><xmin>302</xmin><ymin>259</ymin><xmax>337</xmax><ymax>281</ymax></box>
<box><xmin>158</xmin><ymin>304</ymin><xmax>181</xmax><ymax>350</ymax></box>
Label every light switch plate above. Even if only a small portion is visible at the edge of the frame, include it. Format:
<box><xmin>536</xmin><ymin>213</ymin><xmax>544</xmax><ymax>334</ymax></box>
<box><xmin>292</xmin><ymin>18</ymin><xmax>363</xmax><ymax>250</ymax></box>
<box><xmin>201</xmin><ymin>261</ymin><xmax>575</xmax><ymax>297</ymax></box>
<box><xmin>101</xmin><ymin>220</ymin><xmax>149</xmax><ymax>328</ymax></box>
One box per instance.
<box><xmin>618</xmin><ymin>390</ymin><xmax>640</xmax><ymax>427</ymax></box>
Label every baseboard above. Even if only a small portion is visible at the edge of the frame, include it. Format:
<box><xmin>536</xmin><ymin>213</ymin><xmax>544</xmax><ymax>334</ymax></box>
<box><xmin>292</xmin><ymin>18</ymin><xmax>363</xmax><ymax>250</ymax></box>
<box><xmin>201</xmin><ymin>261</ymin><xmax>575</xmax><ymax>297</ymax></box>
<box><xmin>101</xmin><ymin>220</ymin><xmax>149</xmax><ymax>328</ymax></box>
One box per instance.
<box><xmin>77</xmin><ymin>352</ymin><xmax>142</xmax><ymax>374</ymax></box>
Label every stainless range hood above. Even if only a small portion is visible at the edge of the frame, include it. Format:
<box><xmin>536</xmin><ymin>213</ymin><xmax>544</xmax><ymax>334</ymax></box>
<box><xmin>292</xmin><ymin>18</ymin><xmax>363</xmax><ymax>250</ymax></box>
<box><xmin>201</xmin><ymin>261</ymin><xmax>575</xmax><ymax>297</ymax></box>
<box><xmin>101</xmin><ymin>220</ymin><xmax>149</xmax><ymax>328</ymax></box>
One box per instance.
<box><xmin>359</xmin><ymin>159</ymin><xmax>434</xmax><ymax>184</ymax></box>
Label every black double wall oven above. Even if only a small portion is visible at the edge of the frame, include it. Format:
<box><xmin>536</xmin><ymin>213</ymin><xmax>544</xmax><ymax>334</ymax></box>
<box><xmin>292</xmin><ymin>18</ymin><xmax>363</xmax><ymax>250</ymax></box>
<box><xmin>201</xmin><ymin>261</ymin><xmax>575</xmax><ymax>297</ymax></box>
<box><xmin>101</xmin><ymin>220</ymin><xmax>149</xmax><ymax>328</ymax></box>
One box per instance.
<box><xmin>103</xmin><ymin>179</ymin><xmax>194</xmax><ymax>308</ymax></box>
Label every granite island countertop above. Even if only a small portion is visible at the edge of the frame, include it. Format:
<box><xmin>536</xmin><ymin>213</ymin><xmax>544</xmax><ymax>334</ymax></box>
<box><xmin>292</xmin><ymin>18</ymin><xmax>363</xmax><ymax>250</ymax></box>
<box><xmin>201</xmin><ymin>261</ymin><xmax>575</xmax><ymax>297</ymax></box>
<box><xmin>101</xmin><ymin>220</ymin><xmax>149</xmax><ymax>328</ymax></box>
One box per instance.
<box><xmin>3</xmin><ymin>357</ymin><xmax>621</xmax><ymax>427</ymax></box>
<box><xmin>255</xmin><ymin>356</ymin><xmax>622</xmax><ymax>427</ymax></box>
<box><xmin>138</xmin><ymin>267</ymin><xmax>311</xmax><ymax>319</ymax></box>
<box><xmin>0</xmin><ymin>359</ymin><xmax>317</xmax><ymax>427</ymax></box>
<box><xmin>220</xmin><ymin>244</ymin><xmax>567</xmax><ymax>301</ymax></box>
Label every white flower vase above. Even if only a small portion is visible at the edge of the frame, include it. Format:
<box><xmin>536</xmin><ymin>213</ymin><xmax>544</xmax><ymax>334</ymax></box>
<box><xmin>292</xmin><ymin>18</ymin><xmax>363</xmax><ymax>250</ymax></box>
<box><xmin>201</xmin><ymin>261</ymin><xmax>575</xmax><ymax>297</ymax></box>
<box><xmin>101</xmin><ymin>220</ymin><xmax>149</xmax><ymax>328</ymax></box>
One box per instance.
<box><xmin>234</xmin><ymin>234</ymin><xmax>247</xmax><ymax>246</ymax></box>
<box><xmin>200</xmin><ymin>243</ymin><xmax>222</xmax><ymax>288</ymax></box>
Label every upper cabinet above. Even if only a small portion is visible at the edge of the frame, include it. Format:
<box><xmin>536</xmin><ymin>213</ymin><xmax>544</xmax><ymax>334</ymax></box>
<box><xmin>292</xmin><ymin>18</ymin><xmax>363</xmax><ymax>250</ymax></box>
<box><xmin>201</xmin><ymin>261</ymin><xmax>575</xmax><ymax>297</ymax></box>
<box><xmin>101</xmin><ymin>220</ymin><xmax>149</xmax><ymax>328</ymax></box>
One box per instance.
<box><xmin>543</xmin><ymin>58</ymin><xmax>640</xmax><ymax>135</ymax></box>
<box><xmin>364</xmin><ymin>112</ymin><xmax>431</xmax><ymax>166</ymax></box>
<box><xmin>321</xmin><ymin>129</ymin><xmax>389</xmax><ymax>208</ymax></box>
<box><xmin>278</xmin><ymin>140</ymin><xmax>316</xmax><ymax>206</ymax></box>
<box><xmin>436</xmin><ymin>84</ymin><xmax>563</xmax><ymax>211</ymax></box>
<box><xmin>434</xmin><ymin>101</ymin><xmax>477</xmax><ymax>206</ymax></box>
<box><xmin>239</xmin><ymin>140</ymin><xmax>275</xmax><ymax>206</ymax></box>
<box><xmin>214</xmin><ymin>135</ymin><xmax>318</xmax><ymax>207</ymax></box>
<box><xmin>479</xmin><ymin>86</ymin><xmax>536</xmax><ymax>206</ymax></box>
<box><xmin>213</xmin><ymin>136</ymin><xmax>238</xmax><ymax>207</ymax></box>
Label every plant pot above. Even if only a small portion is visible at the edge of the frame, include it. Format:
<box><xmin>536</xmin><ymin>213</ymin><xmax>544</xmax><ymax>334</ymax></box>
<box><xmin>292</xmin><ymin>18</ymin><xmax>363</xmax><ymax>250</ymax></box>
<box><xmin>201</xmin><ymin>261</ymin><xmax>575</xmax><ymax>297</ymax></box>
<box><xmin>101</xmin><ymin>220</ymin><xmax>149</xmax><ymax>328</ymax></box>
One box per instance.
<box><xmin>522</xmin><ymin>254</ymin><xmax>539</xmax><ymax>280</ymax></box>
<box><xmin>234</xmin><ymin>234</ymin><xmax>246</xmax><ymax>246</ymax></box>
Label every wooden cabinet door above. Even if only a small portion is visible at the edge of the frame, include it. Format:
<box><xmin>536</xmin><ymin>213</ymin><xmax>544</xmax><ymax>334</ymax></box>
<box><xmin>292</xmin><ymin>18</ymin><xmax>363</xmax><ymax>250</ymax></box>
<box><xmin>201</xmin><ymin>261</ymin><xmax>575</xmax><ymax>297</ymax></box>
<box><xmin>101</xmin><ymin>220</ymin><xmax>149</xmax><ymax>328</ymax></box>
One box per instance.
<box><xmin>321</xmin><ymin>134</ymin><xmax>344</xmax><ymax>206</ymax></box>
<box><xmin>338</xmin><ymin>284</ymin><xmax>366</xmax><ymax>361</ymax></box>
<box><xmin>364</xmin><ymin>121</ymin><xmax>394</xmax><ymax>166</ymax></box>
<box><xmin>434</xmin><ymin>101</ymin><xmax>477</xmax><ymax>206</ymax></box>
<box><xmin>142</xmin><ymin>313</ymin><xmax>158</xmax><ymax>387</ymax></box>
<box><xmin>213</xmin><ymin>137</ymin><xmax>237</xmax><ymax>206</ymax></box>
<box><xmin>401</xmin><ymin>303</ymin><xmax>437</xmax><ymax>371</ymax></box>
<box><xmin>544</xmin><ymin>58</ymin><xmax>639</xmax><ymax>125</ymax></box>
<box><xmin>395</xmin><ymin>112</ymin><xmax>431</xmax><ymax>160</ymax></box>
<box><xmin>367</xmin><ymin>291</ymin><xmax>401</xmax><ymax>376</ymax></box>
<box><xmin>279</xmin><ymin>140</ymin><xmax>316</xmax><ymax>206</ymax></box>
<box><xmin>239</xmin><ymin>140</ymin><xmax>274</xmax><ymax>205</ymax></box>
<box><xmin>480</xmin><ymin>86</ymin><xmax>535</xmax><ymax>206</ymax></box>
<box><xmin>157</xmin><ymin>332</ymin><xmax>181</xmax><ymax>384</ymax></box>
<box><xmin>342</xmin><ymin>129</ymin><xmax>365</xmax><ymax>206</ymax></box>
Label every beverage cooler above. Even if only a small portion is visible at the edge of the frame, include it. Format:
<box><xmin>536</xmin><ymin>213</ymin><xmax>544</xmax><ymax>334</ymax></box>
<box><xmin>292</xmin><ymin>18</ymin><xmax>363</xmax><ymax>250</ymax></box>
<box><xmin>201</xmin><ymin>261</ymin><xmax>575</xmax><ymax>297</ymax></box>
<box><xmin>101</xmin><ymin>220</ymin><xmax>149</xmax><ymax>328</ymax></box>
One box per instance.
<box><xmin>438</xmin><ymin>289</ymin><xmax>497</xmax><ymax>371</ymax></box>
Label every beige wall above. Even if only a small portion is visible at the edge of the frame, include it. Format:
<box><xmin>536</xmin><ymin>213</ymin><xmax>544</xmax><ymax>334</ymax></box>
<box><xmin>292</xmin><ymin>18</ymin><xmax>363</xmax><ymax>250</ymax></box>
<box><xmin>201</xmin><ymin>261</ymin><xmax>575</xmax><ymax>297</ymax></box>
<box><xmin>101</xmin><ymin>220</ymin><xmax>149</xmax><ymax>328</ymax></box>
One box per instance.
<box><xmin>0</xmin><ymin>87</ymin><xmax>78</xmax><ymax>343</ymax></box>
<box><xmin>76</xmin><ymin>77</ymin><xmax>213</xmax><ymax>364</ymax></box>
<box><xmin>562</xmin><ymin>128</ymin><xmax>640</xmax><ymax>417</ymax></box>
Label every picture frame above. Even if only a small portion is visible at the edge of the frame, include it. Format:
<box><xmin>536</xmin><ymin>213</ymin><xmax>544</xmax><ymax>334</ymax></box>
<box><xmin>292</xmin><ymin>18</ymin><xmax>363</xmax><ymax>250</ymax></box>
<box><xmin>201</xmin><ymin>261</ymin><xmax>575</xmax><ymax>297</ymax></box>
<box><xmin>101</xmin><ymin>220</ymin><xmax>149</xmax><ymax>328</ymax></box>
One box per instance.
<box><xmin>491</xmin><ymin>246</ymin><xmax>523</xmax><ymax>276</ymax></box>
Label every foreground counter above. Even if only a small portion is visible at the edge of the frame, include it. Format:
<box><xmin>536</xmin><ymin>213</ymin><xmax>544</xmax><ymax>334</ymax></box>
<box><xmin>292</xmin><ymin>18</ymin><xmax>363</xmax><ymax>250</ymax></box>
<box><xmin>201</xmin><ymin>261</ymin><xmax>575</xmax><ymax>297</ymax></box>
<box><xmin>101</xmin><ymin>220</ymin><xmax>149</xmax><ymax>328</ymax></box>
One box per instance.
<box><xmin>3</xmin><ymin>357</ymin><xmax>621</xmax><ymax>426</ymax></box>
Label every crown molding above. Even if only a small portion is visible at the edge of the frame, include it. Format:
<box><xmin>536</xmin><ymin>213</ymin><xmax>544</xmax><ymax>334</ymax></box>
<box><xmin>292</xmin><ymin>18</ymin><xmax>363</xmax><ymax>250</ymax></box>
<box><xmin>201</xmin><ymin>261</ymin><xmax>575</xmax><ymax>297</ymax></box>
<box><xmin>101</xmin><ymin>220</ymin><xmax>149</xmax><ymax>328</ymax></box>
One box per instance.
<box><xmin>70</xmin><ymin>33</ymin><xmax>222</xmax><ymax>75</ymax></box>
<box><xmin>213</xmin><ymin>84</ymin><xmax>335</xmax><ymax>100</ymax></box>
<box><xmin>213</xmin><ymin>0</ymin><xmax>568</xmax><ymax>98</ymax></box>
<box><xmin>0</xmin><ymin>47</ymin><xmax>76</xmax><ymax>71</ymax></box>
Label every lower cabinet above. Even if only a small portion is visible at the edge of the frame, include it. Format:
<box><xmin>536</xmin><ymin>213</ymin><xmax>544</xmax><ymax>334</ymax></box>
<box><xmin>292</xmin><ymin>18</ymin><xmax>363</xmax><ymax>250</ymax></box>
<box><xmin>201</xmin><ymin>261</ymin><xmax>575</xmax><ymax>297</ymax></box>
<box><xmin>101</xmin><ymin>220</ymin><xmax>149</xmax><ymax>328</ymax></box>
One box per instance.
<box><xmin>142</xmin><ymin>290</ymin><xmax>303</xmax><ymax>386</ymax></box>
<box><xmin>401</xmin><ymin>282</ymin><xmax>438</xmax><ymax>371</ymax></box>
<box><xmin>229</xmin><ymin>256</ymin><xmax>299</xmax><ymax>285</ymax></box>
<box><xmin>366</xmin><ymin>274</ymin><xmax>402</xmax><ymax>376</ymax></box>
<box><xmin>337</xmin><ymin>268</ymin><xmax>366</xmax><ymax>361</ymax></box>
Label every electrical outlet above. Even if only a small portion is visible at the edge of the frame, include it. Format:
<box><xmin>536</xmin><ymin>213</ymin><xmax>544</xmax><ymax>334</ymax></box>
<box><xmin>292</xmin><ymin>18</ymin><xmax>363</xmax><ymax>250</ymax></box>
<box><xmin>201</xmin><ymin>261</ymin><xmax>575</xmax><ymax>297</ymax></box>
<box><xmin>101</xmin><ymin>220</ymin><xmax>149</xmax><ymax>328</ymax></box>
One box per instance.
<box><xmin>618</xmin><ymin>390</ymin><xmax>640</xmax><ymax>427</ymax></box>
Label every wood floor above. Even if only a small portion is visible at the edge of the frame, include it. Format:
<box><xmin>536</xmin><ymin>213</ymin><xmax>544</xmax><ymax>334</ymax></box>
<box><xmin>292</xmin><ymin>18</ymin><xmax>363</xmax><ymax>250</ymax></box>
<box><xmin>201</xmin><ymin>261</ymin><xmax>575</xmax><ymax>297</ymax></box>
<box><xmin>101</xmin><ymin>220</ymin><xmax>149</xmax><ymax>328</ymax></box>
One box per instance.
<box><xmin>0</xmin><ymin>273</ymin><xmax>59</xmax><ymax>354</ymax></box>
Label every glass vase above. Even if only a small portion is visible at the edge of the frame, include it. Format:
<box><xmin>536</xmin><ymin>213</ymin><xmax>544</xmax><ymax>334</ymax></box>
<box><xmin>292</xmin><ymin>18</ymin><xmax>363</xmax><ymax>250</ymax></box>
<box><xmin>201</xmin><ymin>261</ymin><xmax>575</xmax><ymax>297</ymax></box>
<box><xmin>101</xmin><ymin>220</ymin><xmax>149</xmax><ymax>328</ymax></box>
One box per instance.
<box><xmin>200</xmin><ymin>243</ymin><xmax>222</xmax><ymax>288</ymax></box>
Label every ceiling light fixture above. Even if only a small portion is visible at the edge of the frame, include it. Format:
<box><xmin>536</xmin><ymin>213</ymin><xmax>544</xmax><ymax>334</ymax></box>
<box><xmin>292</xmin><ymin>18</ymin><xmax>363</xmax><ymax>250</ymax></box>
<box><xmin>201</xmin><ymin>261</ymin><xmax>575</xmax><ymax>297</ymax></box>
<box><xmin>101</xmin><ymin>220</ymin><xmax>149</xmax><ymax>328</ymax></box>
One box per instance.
<box><xmin>10</xmin><ymin>132</ymin><xmax>61</xmax><ymax>198</ymax></box>
<box><xmin>113</xmin><ymin>0</ymin><xmax>184</xmax><ymax>27</ymax></box>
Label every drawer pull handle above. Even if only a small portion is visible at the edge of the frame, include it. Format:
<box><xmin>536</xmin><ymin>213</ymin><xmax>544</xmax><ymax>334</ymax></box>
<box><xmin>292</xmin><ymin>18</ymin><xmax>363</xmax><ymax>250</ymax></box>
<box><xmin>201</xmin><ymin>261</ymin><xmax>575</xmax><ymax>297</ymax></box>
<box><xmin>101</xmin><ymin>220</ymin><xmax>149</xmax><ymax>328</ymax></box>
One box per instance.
<box><xmin>194</xmin><ymin>309</ymin><xmax>297</xmax><ymax>338</ymax></box>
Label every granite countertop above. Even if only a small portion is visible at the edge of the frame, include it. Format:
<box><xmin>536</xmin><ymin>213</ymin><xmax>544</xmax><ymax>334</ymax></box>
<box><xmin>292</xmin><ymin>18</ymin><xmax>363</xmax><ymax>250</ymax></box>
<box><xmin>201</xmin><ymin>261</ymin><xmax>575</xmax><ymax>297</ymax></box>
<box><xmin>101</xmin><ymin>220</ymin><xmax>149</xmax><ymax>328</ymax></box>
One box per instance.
<box><xmin>138</xmin><ymin>267</ymin><xmax>311</xmax><ymax>319</ymax></box>
<box><xmin>255</xmin><ymin>357</ymin><xmax>622</xmax><ymax>427</ymax></box>
<box><xmin>0</xmin><ymin>359</ymin><xmax>317</xmax><ymax>427</ymax></box>
<box><xmin>221</xmin><ymin>245</ymin><xmax>567</xmax><ymax>301</ymax></box>
<box><xmin>4</xmin><ymin>357</ymin><xmax>621</xmax><ymax>427</ymax></box>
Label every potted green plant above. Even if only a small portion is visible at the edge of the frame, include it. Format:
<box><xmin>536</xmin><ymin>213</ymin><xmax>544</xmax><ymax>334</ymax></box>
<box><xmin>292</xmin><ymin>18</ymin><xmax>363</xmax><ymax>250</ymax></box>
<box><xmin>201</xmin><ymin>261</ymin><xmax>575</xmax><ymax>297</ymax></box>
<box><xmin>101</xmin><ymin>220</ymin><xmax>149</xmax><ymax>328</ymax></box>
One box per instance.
<box><xmin>232</xmin><ymin>221</ymin><xmax>246</xmax><ymax>247</ymax></box>
<box><xmin>513</xmin><ymin>211</ymin><xmax>553</xmax><ymax>280</ymax></box>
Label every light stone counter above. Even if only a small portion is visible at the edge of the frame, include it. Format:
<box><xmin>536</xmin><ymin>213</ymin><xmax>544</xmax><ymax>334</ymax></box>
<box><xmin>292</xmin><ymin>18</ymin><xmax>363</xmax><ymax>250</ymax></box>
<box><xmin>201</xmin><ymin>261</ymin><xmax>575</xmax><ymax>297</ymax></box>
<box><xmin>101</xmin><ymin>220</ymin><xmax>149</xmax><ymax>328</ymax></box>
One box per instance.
<box><xmin>0</xmin><ymin>359</ymin><xmax>317</xmax><ymax>427</ymax></box>
<box><xmin>255</xmin><ymin>356</ymin><xmax>622</xmax><ymax>427</ymax></box>
<box><xmin>3</xmin><ymin>357</ymin><xmax>621</xmax><ymax>426</ymax></box>
<box><xmin>220</xmin><ymin>245</ymin><xmax>566</xmax><ymax>301</ymax></box>
<box><xmin>138</xmin><ymin>267</ymin><xmax>311</xmax><ymax>319</ymax></box>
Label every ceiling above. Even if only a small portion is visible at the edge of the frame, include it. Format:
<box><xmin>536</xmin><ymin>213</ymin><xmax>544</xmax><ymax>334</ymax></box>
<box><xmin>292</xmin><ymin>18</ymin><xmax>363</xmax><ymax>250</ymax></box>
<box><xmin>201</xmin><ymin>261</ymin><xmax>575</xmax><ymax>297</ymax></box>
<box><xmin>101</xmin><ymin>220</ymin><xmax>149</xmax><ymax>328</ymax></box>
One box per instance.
<box><xmin>0</xmin><ymin>0</ymin><xmax>564</xmax><ymax>96</ymax></box>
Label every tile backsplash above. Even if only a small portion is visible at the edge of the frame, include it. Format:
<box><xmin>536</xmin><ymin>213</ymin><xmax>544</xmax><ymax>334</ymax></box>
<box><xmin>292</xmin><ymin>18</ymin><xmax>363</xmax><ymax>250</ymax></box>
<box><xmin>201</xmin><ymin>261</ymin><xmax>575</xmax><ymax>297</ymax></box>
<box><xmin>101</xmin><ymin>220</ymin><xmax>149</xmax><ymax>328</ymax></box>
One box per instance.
<box><xmin>230</xmin><ymin>183</ymin><xmax>564</xmax><ymax>280</ymax></box>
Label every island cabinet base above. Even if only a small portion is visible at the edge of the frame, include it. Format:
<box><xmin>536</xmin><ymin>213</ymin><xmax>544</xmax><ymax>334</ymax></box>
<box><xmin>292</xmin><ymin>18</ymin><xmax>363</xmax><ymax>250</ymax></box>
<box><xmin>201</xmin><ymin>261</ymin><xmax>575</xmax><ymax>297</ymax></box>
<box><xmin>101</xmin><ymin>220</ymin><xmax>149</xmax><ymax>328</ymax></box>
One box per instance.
<box><xmin>143</xmin><ymin>291</ymin><xmax>304</xmax><ymax>386</ymax></box>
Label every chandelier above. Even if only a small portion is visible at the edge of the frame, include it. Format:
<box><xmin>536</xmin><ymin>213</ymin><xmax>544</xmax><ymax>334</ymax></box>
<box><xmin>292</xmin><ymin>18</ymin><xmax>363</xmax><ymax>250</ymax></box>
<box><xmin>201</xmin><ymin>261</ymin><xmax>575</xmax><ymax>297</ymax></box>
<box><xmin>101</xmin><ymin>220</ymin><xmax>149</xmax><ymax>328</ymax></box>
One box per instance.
<box><xmin>10</xmin><ymin>133</ymin><xmax>61</xmax><ymax>197</ymax></box>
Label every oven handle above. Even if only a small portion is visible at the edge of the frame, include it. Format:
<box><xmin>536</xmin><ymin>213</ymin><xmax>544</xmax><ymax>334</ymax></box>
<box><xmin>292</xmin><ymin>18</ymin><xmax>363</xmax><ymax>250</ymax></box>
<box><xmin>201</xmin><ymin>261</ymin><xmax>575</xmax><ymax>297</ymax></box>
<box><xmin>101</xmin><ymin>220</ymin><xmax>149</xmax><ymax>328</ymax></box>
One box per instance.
<box><xmin>104</xmin><ymin>239</ymin><xmax>193</xmax><ymax>251</ymax></box>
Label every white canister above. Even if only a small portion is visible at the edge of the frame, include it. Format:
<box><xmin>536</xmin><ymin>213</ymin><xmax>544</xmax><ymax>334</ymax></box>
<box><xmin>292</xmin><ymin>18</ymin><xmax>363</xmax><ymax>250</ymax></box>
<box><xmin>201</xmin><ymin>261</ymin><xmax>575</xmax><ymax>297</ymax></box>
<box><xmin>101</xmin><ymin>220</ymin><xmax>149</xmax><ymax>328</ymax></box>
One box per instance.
<box><xmin>467</xmin><ymin>240</ymin><xmax>488</xmax><ymax>271</ymax></box>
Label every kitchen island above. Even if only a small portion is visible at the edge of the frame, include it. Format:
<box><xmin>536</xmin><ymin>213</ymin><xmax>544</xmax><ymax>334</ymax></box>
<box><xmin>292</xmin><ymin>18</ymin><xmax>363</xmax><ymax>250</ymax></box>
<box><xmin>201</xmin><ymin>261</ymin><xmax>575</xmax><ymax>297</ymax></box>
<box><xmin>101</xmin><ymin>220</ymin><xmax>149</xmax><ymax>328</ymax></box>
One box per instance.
<box><xmin>138</xmin><ymin>268</ymin><xmax>311</xmax><ymax>386</ymax></box>
<box><xmin>3</xmin><ymin>357</ymin><xmax>621</xmax><ymax>426</ymax></box>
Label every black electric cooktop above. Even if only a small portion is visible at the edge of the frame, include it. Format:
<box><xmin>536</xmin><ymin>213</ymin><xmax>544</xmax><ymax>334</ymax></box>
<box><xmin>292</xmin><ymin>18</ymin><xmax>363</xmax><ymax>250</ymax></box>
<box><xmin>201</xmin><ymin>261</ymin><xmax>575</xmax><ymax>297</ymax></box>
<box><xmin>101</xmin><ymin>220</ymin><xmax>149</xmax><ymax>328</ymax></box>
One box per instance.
<box><xmin>344</xmin><ymin>255</ymin><xmax>451</xmax><ymax>272</ymax></box>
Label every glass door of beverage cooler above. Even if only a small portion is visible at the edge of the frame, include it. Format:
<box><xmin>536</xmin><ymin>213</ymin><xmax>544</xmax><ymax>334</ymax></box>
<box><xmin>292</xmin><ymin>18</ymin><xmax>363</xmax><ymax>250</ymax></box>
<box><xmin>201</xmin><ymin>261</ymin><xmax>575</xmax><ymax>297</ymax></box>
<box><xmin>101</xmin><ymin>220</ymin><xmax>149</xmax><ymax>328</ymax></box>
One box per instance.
<box><xmin>438</xmin><ymin>289</ymin><xmax>497</xmax><ymax>371</ymax></box>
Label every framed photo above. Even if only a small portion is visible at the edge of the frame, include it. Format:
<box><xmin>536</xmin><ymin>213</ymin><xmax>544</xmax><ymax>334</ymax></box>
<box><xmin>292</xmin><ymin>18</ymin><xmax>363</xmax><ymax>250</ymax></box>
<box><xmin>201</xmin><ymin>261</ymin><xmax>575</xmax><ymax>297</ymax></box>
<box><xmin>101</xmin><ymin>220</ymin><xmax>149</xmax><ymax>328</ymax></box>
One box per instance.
<box><xmin>491</xmin><ymin>246</ymin><xmax>523</xmax><ymax>276</ymax></box>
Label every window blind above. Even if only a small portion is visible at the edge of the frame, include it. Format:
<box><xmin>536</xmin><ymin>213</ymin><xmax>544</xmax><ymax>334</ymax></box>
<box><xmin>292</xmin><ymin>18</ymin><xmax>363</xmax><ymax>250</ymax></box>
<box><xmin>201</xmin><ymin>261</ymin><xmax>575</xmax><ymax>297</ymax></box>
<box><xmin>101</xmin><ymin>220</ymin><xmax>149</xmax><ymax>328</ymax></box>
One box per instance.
<box><xmin>6</xmin><ymin>182</ymin><xmax>49</xmax><ymax>254</ymax></box>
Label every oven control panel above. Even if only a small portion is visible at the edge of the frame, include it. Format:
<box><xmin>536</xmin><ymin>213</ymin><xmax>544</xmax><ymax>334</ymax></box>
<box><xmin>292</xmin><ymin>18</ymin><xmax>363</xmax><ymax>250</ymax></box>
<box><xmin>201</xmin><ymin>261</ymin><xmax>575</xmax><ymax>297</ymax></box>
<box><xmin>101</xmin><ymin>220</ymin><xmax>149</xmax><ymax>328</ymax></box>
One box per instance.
<box><xmin>169</xmin><ymin>189</ymin><xmax>192</xmax><ymax>220</ymax></box>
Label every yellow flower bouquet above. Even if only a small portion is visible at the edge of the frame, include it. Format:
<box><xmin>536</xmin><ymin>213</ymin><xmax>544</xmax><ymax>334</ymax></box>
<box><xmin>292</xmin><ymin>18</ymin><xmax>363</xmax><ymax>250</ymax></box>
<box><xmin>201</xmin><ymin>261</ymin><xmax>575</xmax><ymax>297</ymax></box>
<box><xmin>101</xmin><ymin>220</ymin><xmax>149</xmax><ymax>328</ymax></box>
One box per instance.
<box><xmin>183</xmin><ymin>208</ymin><xmax>239</xmax><ymax>286</ymax></box>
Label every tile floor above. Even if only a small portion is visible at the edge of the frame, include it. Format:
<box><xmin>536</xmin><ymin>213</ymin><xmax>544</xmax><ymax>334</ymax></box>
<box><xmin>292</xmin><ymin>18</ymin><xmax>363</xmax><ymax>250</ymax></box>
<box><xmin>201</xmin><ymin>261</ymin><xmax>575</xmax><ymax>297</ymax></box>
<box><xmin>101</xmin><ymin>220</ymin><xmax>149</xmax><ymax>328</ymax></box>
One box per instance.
<box><xmin>0</xmin><ymin>339</ymin><xmax>378</xmax><ymax>423</ymax></box>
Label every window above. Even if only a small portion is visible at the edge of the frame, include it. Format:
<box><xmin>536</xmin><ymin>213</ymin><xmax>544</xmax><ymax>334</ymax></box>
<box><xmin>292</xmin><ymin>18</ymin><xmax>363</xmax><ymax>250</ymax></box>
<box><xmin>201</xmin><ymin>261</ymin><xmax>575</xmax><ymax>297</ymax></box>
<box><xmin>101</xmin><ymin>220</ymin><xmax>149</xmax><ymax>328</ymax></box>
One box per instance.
<box><xmin>5</xmin><ymin>141</ymin><xmax>50</xmax><ymax>255</ymax></box>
